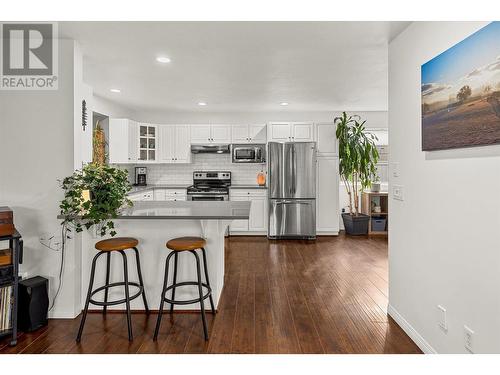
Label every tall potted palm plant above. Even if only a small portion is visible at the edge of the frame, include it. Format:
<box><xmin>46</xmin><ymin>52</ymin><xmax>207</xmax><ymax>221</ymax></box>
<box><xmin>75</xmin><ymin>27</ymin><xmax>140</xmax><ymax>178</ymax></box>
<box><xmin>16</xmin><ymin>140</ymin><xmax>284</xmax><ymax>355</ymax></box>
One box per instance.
<box><xmin>335</xmin><ymin>112</ymin><xmax>379</xmax><ymax>235</ymax></box>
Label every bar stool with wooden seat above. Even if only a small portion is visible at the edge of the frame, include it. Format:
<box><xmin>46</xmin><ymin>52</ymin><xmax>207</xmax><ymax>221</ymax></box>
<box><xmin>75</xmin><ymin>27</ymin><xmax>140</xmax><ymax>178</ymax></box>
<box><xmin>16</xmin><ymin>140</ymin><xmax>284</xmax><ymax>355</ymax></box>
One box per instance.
<box><xmin>76</xmin><ymin>237</ymin><xmax>149</xmax><ymax>342</ymax></box>
<box><xmin>153</xmin><ymin>236</ymin><xmax>215</xmax><ymax>341</ymax></box>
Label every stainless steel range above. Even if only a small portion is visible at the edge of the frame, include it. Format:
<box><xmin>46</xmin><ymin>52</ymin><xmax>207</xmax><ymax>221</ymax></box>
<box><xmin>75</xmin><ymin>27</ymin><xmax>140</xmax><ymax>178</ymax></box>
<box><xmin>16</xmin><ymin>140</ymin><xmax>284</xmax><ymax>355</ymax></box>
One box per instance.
<box><xmin>187</xmin><ymin>171</ymin><xmax>231</xmax><ymax>201</ymax></box>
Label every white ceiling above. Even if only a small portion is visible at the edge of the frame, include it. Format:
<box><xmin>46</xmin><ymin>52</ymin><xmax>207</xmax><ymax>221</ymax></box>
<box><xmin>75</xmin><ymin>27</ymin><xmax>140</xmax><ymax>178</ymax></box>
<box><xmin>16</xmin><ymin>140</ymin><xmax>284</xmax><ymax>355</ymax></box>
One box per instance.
<box><xmin>59</xmin><ymin>22</ymin><xmax>410</xmax><ymax>113</ymax></box>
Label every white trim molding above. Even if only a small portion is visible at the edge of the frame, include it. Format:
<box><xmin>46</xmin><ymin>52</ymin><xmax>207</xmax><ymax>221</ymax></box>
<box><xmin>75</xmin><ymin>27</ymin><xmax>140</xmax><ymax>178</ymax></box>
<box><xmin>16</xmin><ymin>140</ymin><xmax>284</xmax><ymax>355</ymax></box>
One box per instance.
<box><xmin>388</xmin><ymin>304</ymin><xmax>437</xmax><ymax>354</ymax></box>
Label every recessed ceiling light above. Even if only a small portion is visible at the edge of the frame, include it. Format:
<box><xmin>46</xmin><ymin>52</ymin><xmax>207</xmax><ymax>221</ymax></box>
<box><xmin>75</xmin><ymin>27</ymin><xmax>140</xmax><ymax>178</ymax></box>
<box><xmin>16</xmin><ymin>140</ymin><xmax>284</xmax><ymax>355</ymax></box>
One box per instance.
<box><xmin>198</xmin><ymin>102</ymin><xmax>207</xmax><ymax>106</ymax></box>
<box><xmin>110</xmin><ymin>88</ymin><xmax>121</xmax><ymax>93</ymax></box>
<box><xmin>156</xmin><ymin>56</ymin><xmax>171</xmax><ymax>64</ymax></box>
<box><xmin>280</xmin><ymin>102</ymin><xmax>289</xmax><ymax>106</ymax></box>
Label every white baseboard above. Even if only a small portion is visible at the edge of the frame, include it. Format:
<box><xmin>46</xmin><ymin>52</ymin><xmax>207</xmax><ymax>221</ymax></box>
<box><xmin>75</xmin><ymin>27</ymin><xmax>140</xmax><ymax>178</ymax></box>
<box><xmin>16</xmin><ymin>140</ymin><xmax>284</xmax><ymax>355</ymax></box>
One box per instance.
<box><xmin>229</xmin><ymin>232</ymin><xmax>266</xmax><ymax>236</ymax></box>
<box><xmin>388</xmin><ymin>304</ymin><xmax>437</xmax><ymax>354</ymax></box>
<box><xmin>48</xmin><ymin>310</ymin><xmax>79</xmax><ymax>319</ymax></box>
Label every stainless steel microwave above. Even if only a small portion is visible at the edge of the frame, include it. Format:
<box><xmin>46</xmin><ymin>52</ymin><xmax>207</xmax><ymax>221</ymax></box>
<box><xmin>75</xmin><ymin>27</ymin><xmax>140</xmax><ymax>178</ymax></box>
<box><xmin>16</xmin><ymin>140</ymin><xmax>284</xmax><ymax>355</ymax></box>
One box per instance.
<box><xmin>231</xmin><ymin>144</ymin><xmax>266</xmax><ymax>163</ymax></box>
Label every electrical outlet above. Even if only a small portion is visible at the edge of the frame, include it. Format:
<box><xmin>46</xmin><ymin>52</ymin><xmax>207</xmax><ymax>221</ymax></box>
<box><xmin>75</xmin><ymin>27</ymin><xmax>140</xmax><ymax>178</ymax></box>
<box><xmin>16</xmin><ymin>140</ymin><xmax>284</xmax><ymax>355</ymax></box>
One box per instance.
<box><xmin>20</xmin><ymin>271</ymin><xmax>28</xmax><ymax>280</ymax></box>
<box><xmin>464</xmin><ymin>325</ymin><xmax>474</xmax><ymax>353</ymax></box>
<box><xmin>437</xmin><ymin>305</ymin><xmax>447</xmax><ymax>331</ymax></box>
<box><xmin>392</xmin><ymin>185</ymin><xmax>404</xmax><ymax>201</ymax></box>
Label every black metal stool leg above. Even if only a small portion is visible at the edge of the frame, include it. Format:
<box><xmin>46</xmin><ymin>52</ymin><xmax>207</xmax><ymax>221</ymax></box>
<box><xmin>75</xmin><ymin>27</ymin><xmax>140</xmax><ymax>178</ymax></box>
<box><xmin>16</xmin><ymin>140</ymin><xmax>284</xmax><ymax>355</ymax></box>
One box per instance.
<box><xmin>133</xmin><ymin>247</ymin><xmax>149</xmax><ymax>313</ymax></box>
<box><xmin>153</xmin><ymin>251</ymin><xmax>174</xmax><ymax>341</ymax></box>
<box><xmin>170</xmin><ymin>252</ymin><xmax>179</xmax><ymax>314</ymax></box>
<box><xmin>103</xmin><ymin>252</ymin><xmax>111</xmax><ymax>315</ymax></box>
<box><xmin>191</xmin><ymin>250</ymin><xmax>209</xmax><ymax>340</ymax></box>
<box><xmin>76</xmin><ymin>251</ymin><xmax>104</xmax><ymax>342</ymax></box>
<box><xmin>120</xmin><ymin>250</ymin><xmax>133</xmax><ymax>341</ymax></box>
<box><xmin>200</xmin><ymin>247</ymin><xmax>216</xmax><ymax>314</ymax></box>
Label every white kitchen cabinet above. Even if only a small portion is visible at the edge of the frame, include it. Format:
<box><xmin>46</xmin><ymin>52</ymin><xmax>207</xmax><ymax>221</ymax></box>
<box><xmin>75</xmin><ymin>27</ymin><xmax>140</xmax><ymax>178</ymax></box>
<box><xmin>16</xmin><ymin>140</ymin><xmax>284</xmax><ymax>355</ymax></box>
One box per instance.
<box><xmin>138</xmin><ymin>123</ymin><xmax>157</xmax><ymax>162</ymax></box>
<box><xmin>128</xmin><ymin>190</ymin><xmax>153</xmax><ymax>201</ymax></box>
<box><xmin>109</xmin><ymin>119</ymin><xmax>138</xmax><ymax>164</ymax></box>
<box><xmin>268</xmin><ymin>122</ymin><xmax>314</xmax><ymax>142</ymax></box>
<box><xmin>231</xmin><ymin>124</ymin><xmax>267</xmax><ymax>143</ymax></box>
<box><xmin>190</xmin><ymin>124</ymin><xmax>232</xmax><ymax>144</ymax></box>
<box><xmin>165</xmin><ymin>189</ymin><xmax>187</xmax><ymax>201</ymax></box>
<box><xmin>190</xmin><ymin>125</ymin><xmax>212</xmax><ymax>144</ymax></box>
<box><xmin>229</xmin><ymin>195</ymin><xmax>250</xmax><ymax>231</ymax></box>
<box><xmin>229</xmin><ymin>189</ymin><xmax>268</xmax><ymax>234</ymax></box>
<box><xmin>316</xmin><ymin>156</ymin><xmax>339</xmax><ymax>234</ymax></box>
<box><xmin>248</xmin><ymin>196</ymin><xmax>267</xmax><ymax>231</ymax></box>
<box><xmin>211</xmin><ymin>125</ymin><xmax>232</xmax><ymax>143</ymax></box>
<box><xmin>159</xmin><ymin>125</ymin><xmax>191</xmax><ymax>163</ymax></box>
<box><xmin>315</xmin><ymin>123</ymin><xmax>337</xmax><ymax>156</ymax></box>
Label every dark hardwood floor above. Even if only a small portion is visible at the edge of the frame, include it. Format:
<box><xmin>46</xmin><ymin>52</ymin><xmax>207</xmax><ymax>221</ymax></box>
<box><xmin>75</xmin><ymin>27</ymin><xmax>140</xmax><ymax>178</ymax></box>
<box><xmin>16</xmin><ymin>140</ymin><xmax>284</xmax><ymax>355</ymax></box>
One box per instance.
<box><xmin>0</xmin><ymin>234</ymin><xmax>421</xmax><ymax>354</ymax></box>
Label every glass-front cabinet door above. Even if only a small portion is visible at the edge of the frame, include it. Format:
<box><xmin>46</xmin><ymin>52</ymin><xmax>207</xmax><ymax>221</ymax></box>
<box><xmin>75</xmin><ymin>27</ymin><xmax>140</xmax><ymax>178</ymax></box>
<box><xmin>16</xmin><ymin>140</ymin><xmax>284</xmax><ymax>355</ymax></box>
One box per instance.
<box><xmin>138</xmin><ymin>124</ymin><xmax>157</xmax><ymax>161</ymax></box>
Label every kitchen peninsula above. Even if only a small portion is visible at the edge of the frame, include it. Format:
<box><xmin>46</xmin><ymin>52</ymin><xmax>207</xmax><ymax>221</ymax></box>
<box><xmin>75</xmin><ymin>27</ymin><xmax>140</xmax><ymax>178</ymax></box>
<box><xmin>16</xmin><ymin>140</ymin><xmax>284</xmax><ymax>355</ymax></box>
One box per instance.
<box><xmin>72</xmin><ymin>200</ymin><xmax>251</xmax><ymax>314</ymax></box>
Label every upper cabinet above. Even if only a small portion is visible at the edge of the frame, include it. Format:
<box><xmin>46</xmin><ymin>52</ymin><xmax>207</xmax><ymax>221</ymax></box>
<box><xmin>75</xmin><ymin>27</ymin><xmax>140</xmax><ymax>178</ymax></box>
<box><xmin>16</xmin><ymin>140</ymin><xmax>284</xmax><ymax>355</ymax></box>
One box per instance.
<box><xmin>190</xmin><ymin>124</ymin><xmax>232</xmax><ymax>144</ymax></box>
<box><xmin>268</xmin><ymin>122</ymin><xmax>314</xmax><ymax>142</ymax></box>
<box><xmin>138</xmin><ymin>124</ymin><xmax>157</xmax><ymax>162</ymax></box>
<box><xmin>158</xmin><ymin>125</ymin><xmax>191</xmax><ymax>164</ymax></box>
<box><xmin>232</xmin><ymin>124</ymin><xmax>267</xmax><ymax>143</ymax></box>
<box><xmin>109</xmin><ymin>119</ymin><xmax>138</xmax><ymax>164</ymax></box>
<box><xmin>315</xmin><ymin>123</ymin><xmax>337</xmax><ymax>156</ymax></box>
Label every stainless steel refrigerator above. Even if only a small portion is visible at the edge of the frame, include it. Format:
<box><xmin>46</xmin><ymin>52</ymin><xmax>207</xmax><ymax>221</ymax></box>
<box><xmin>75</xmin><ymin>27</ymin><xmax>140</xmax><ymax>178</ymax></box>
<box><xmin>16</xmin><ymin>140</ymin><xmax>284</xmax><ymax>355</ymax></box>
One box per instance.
<box><xmin>268</xmin><ymin>141</ymin><xmax>316</xmax><ymax>239</ymax></box>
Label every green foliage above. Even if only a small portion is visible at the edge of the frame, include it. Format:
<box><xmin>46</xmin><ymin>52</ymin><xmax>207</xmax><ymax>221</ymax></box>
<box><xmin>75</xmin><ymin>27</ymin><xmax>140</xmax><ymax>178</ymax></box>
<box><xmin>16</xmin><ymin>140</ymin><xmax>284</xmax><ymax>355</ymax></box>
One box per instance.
<box><xmin>335</xmin><ymin>112</ymin><xmax>379</xmax><ymax>215</ymax></box>
<box><xmin>59</xmin><ymin>163</ymin><xmax>132</xmax><ymax>237</ymax></box>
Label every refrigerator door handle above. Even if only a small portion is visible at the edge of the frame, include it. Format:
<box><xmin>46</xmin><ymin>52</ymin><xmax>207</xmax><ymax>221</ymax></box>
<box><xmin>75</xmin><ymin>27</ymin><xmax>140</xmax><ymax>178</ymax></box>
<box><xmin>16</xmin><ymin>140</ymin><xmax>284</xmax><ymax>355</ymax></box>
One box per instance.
<box><xmin>276</xmin><ymin>200</ymin><xmax>311</xmax><ymax>205</ymax></box>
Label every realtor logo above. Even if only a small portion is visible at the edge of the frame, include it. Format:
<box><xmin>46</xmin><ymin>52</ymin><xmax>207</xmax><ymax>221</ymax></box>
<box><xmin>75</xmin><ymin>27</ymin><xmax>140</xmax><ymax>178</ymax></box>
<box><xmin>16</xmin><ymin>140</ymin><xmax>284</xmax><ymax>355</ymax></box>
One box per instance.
<box><xmin>0</xmin><ymin>22</ymin><xmax>58</xmax><ymax>90</ymax></box>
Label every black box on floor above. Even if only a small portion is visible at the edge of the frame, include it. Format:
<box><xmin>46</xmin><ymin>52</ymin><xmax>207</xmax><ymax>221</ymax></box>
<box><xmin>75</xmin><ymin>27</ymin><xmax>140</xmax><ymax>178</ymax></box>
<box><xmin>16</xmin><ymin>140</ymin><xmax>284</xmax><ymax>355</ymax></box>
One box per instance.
<box><xmin>18</xmin><ymin>276</ymin><xmax>49</xmax><ymax>332</ymax></box>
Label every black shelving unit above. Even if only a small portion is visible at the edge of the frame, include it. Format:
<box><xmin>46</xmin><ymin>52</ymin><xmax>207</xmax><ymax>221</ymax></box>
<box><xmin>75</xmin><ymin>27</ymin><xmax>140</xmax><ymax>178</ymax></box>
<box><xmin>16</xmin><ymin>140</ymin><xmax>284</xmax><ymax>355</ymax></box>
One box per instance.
<box><xmin>0</xmin><ymin>230</ymin><xmax>23</xmax><ymax>346</ymax></box>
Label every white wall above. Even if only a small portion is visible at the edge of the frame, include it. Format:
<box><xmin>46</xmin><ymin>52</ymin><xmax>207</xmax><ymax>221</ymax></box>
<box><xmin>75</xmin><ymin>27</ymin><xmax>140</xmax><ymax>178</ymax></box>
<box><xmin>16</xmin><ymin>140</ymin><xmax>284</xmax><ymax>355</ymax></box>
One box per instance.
<box><xmin>0</xmin><ymin>39</ymin><xmax>85</xmax><ymax>318</ymax></box>
<box><xmin>388</xmin><ymin>21</ymin><xmax>500</xmax><ymax>353</ymax></box>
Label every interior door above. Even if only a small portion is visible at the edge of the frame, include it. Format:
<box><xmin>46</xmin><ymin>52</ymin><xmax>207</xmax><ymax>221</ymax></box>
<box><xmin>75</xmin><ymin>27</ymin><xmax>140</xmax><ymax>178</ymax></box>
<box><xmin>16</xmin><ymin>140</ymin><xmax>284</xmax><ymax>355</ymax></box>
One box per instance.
<box><xmin>268</xmin><ymin>199</ymin><xmax>316</xmax><ymax>238</ymax></box>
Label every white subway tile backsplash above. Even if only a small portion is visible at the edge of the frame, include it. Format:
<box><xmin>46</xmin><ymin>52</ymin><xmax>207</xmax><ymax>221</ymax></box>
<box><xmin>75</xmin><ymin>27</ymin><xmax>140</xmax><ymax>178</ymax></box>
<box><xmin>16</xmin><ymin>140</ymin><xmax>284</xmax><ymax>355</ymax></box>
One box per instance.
<box><xmin>119</xmin><ymin>154</ymin><xmax>265</xmax><ymax>185</ymax></box>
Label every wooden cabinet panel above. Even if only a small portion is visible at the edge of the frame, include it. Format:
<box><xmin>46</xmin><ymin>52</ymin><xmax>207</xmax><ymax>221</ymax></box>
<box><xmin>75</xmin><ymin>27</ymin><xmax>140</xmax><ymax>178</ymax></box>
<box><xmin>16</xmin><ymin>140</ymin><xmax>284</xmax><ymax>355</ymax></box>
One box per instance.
<box><xmin>316</xmin><ymin>157</ymin><xmax>339</xmax><ymax>233</ymax></box>
<box><xmin>248</xmin><ymin>196</ymin><xmax>267</xmax><ymax>232</ymax></box>
<box><xmin>231</xmin><ymin>125</ymin><xmax>249</xmax><ymax>143</ymax></box>
<box><xmin>190</xmin><ymin>125</ymin><xmax>212</xmax><ymax>144</ymax></box>
<box><xmin>248</xmin><ymin>124</ymin><xmax>267</xmax><ymax>143</ymax></box>
<box><xmin>293</xmin><ymin>123</ymin><xmax>314</xmax><ymax>141</ymax></box>
<box><xmin>174</xmin><ymin>125</ymin><xmax>191</xmax><ymax>163</ymax></box>
<box><xmin>268</xmin><ymin>123</ymin><xmax>292</xmax><ymax>142</ymax></box>
<box><xmin>316</xmin><ymin>123</ymin><xmax>337</xmax><ymax>155</ymax></box>
<box><xmin>211</xmin><ymin>125</ymin><xmax>232</xmax><ymax>143</ymax></box>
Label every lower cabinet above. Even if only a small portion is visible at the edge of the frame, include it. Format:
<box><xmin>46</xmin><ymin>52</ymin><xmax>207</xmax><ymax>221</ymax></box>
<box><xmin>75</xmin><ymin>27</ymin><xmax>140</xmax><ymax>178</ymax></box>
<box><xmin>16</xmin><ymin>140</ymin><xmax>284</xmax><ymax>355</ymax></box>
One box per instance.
<box><xmin>128</xmin><ymin>191</ymin><xmax>154</xmax><ymax>201</ymax></box>
<box><xmin>229</xmin><ymin>189</ymin><xmax>268</xmax><ymax>234</ymax></box>
<box><xmin>316</xmin><ymin>156</ymin><xmax>340</xmax><ymax>234</ymax></box>
<box><xmin>131</xmin><ymin>188</ymin><xmax>186</xmax><ymax>202</ymax></box>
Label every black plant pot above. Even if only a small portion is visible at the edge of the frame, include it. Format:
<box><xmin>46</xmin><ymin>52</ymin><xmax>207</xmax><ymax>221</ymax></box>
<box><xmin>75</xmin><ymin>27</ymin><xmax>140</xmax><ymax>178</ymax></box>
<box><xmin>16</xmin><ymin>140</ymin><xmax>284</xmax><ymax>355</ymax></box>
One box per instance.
<box><xmin>342</xmin><ymin>213</ymin><xmax>370</xmax><ymax>236</ymax></box>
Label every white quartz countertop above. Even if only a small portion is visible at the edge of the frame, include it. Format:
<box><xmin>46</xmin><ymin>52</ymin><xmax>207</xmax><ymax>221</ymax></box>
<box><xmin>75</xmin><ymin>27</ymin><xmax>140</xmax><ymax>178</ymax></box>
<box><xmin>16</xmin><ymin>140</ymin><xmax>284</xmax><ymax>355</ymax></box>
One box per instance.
<box><xmin>116</xmin><ymin>200</ymin><xmax>251</xmax><ymax>219</ymax></box>
<box><xmin>229</xmin><ymin>185</ymin><xmax>267</xmax><ymax>189</ymax></box>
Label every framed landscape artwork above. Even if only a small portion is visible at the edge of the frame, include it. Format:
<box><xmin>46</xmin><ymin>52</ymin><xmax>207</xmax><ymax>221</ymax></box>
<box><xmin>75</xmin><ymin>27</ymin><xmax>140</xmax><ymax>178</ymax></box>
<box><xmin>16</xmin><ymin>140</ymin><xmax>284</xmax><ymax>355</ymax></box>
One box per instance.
<box><xmin>421</xmin><ymin>22</ymin><xmax>500</xmax><ymax>151</ymax></box>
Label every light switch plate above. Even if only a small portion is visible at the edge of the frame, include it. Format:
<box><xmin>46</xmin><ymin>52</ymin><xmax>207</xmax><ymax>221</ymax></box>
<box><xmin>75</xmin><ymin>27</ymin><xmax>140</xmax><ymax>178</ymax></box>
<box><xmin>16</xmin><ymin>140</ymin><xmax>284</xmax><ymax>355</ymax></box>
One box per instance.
<box><xmin>391</xmin><ymin>162</ymin><xmax>400</xmax><ymax>178</ymax></box>
<box><xmin>437</xmin><ymin>305</ymin><xmax>447</xmax><ymax>331</ymax></box>
<box><xmin>392</xmin><ymin>185</ymin><xmax>404</xmax><ymax>201</ymax></box>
